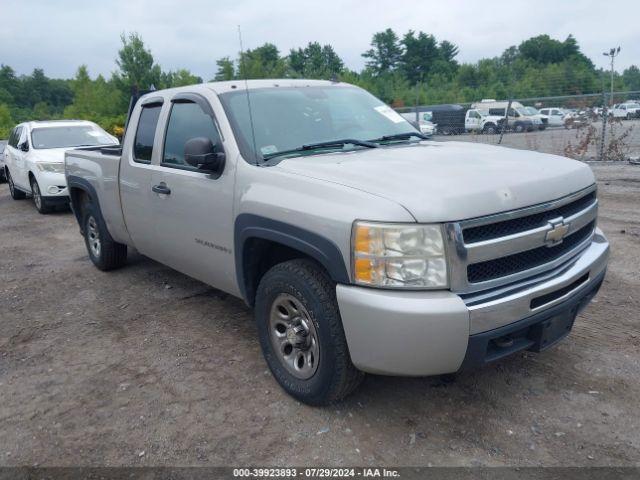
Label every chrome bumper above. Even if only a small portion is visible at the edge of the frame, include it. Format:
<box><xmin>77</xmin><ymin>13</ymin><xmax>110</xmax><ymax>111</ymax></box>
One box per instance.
<box><xmin>464</xmin><ymin>228</ymin><xmax>609</xmax><ymax>334</ymax></box>
<box><xmin>336</xmin><ymin>230</ymin><xmax>608</xmax><ymax>376</ymax></box>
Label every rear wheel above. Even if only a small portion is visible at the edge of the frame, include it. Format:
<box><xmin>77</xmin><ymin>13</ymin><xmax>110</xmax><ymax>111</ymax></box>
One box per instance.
<box><xmin>30</xmin><ymin>177</ymin><xmax>53</xmax><ymax>214</ymax></box>
<box><xmin>7</xmin><ymin>169</ymin><xmax>26</xmax><ymax>200</ymax></box>
<box><xmin>255</xmin><ymin>259</ymin><xmax>363</xmax><ymax>405</ymax></box>
<box><xmin>82</xmin><ymin>201</ymin><xmax>127</xmax><ymax>271</ymax></box>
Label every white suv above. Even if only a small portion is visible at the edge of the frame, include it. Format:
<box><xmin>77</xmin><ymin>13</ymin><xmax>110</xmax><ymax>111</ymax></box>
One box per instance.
<box><xmin>4</xmin><ymin>120</ymin><xmax>118</xmax><ymax>213</ymax></box>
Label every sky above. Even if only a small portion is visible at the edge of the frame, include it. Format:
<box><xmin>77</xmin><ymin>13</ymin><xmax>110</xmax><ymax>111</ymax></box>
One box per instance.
<box><xmin>1</xmin><ymin>0</ymin><xmax>638</xmax><ymax>80</ymax></box>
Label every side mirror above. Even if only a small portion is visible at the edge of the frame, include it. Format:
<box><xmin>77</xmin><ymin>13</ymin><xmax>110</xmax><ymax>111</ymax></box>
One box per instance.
<box><xmin>19</xmin><ymin>142</ymin><xmax>29</xmax><ymax>152</ymax></box>
<box><xmin>184</xmin><ymin>137</ymin><xmax>225</xmax><ymax>177</ymax></box>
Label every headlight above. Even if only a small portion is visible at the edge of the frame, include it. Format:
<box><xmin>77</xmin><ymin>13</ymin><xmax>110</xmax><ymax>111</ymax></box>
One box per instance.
<box><xmin>352</xmin><ymin>221</ymin><xmax>448</xmax><ymax>289</ymax></box>
<box><xmin>36</xmin><ymin>162</ymin><xmax>65</xmax><ymax>173</ymax></box>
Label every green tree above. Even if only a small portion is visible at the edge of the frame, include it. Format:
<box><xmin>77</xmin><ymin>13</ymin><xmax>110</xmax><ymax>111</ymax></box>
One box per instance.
<box><xmin>399</xmin><ymin>31</ymin><xmax>440</xmax><ymax>84</ymax></box>
<box><xmin>215</xmin><ymin>57</ymin><xmax>236</xmax><ymax>80</ymax></box>
<box><xmin>623</xmin><ymin>65</ymin><xmax>640</xmax><ymax>91</ymax></box>
<box><xmin>114</xmin><ymin>32</ymin><xmax>161</xmax><ymax>91</ymax></box>
<box><xmin>288</xmin><ymin>42</ymin><xmax>344</xmax><ymax>79</ymax></box>
<box><xmin>362</xmin><ymin>29</ymin><xmax>402</xmax><ymax>75</ymax></box>
<box><xmin>237</xmin><ymin>43</ymin><xmax>287</xmax><ymax>79</ymax></box>
<box><xmin>161</xmin><ymin>69</ymin><xmax>202</xmax><ymax>88</ymax></box>
<box><xmin>0</xmin><ymin>103</ymin><xmax>13</xmax><ymax>138</ymax></box>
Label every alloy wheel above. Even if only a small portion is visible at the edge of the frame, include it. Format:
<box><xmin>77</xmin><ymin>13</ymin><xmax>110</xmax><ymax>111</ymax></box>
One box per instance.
<box><xmin>32</xmin><ymin>180</ymin><xmax>42</xmax><ymax>210</ymax></box>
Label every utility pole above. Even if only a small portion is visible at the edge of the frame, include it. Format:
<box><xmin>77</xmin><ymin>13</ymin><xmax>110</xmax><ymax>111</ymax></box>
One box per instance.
<box><xmin>602</xmin><ymin>47</ymin><xmax>621</xmax><ymax>106</ymax></box>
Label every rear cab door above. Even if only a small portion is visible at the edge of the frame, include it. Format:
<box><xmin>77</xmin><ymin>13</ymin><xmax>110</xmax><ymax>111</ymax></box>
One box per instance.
<box><xmin>119</xmin><ymin>96</ymin><xmax>165</xmax><ymax>255</ymax></box>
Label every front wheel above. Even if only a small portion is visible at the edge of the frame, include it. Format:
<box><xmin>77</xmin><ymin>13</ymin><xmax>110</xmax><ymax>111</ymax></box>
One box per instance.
<box><xmin>82</xmin><ymin>202</ymin><xmax>128</xmax><ymax>271</ymax></box>
<box><xmin>255</xmin><ymin>259</ymin><xmax>363</xmax><ymax>405</ymax></box>
<box><xmin>30</xmin><ymin>177</ymin><xmax>53</xmax><ymax>214</ymax></box>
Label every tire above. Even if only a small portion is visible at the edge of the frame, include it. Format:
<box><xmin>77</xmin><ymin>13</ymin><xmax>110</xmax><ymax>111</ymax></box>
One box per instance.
<box><xmin>30</xmin><ymin>176</ymin><xmax>53</xmax><ymax>214</ymax></box>
<box><xmin>82</xmin><ymin>201</ymin><xmax>127</xmax><ymax>271</ymax></box>
<box><xmin>255</xmin><ymin>259</ymin><xmax>364</xmax><ymax>405</ymax></box>
<box><xmin>6</xmin><ymin>169</ymin><xmax>26</xmax><ymax>200</ymax></box>
<box><xmin>483</xmin><ymin>124</ymin><xmax>497</xmax><ymax>135</ymax></box>
<box><xmin>515</xmin><ymin>124</ymin><xmax>524</xmax><ymax>133</ymax></box>
<box><xmin>0</xmin><ymin>168</ymin><xmax>5</xmax><ymax>183</ymax></box>
<box><xmin>627</xmin><ymin>113</ymin><xmax>633</xmax><ymax>120</ymax></box>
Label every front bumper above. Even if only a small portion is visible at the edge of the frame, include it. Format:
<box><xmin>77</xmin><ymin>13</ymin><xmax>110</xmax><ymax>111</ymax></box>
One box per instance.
<box><xmin>336</xmin><ymin>229</ymin><xmax>609</xmax><ymax>376</ymax></box>
<box><xmin>34</xmin><ymin>171</ymin><xmax>69</xmax><ymax>199</ymax></box>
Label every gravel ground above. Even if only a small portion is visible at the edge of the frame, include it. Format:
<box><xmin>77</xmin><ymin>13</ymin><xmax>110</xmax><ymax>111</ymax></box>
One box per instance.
<box><xmin>0</xmin><ymin>163</ymin><xmax>638</xmax><ymax>467</ymax></box>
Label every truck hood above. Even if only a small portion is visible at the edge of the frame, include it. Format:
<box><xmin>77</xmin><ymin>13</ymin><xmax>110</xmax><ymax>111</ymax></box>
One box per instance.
<box><xmin>277</xmin><ymin>141</ymin><xmax>595</xmax><ymax>223</ymax></box>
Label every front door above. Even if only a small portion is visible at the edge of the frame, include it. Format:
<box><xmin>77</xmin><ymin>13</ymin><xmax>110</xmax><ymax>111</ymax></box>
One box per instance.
<box><xmin>465</xmin><ymin>110</ymin><xmax>481</xmax><ymax>131</ymax></box>
<box><xmin>7</xmin><ymin>126</ymin><xmax>29</xmax><ymax>189</ymax></box>
<box><xmin>149</xmin><ymin>93</ymin><xmax>237</xmax><ymax>294</ymax></box>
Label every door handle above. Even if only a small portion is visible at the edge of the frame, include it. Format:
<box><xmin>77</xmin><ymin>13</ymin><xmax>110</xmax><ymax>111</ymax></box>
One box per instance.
<box><xmin>152</xmin><ymin>183</ymin><xmax>171</xmax><ymax>195</ymax></box>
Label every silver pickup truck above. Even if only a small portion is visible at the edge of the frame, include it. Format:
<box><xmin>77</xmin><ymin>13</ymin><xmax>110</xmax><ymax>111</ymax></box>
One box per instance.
<box><xmin>65</xmin><ymin>79</ymin><xmax>609</xmax><ymax>405</ymax></box>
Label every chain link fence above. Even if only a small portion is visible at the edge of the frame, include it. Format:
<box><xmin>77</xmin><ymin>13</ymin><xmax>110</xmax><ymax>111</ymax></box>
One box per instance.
<box><xmin>396</xmin><ymin>90</ymin><xmax>640</xmax><ymax>162</ymax></box>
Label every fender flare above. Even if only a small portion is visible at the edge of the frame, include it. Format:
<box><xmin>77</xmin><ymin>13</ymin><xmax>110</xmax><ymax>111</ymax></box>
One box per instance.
<box><xmin>234</xmin><ymin>213</ymin><xmax>350</xmax><ymax>302</ymax></box>
<box><xmin>66</xmin><ymin>175</ymin><xmax>103</xmax><ymax>233</ymax></box>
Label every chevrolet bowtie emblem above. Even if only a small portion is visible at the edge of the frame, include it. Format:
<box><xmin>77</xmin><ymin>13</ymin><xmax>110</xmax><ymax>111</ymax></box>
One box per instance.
<box><xmin>545</xmin><ymin>218</ymin><xmax>571</xmax><ymax>246</ymax></box>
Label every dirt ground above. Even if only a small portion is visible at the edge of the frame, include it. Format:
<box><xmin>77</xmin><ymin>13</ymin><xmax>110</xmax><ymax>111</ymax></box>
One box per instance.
<box><xmin>0</xmin><ymin>163</ymin><xmax>638</xmax><ymax>467</ymax></box>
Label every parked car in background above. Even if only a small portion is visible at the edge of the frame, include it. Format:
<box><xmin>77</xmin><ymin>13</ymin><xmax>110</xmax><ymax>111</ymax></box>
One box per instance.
<box><xmin>464</xmin><ymin>108</ymin><xmax>504</xmax><ymax>134</ymax></box>
<box><xmin>399</xmin><ymin>111</ymin><xmax>436</xmax><ymax>136</ymax></box>
<box><xmin>473</xmin><ymin>100</ymin><xmax>537</xmax><ymax>132</ymax></box>
<box><xmin>611</xmin><ymin>103</ymin><xmax>640</xmax><ymax>119</ymax></box>
<box><xmin>0</xmin><ymin>140</ymin><xmax>7</xmax><ymax>182</ymax></box>
<box><xmin>4</xmin><ymin>120</ymin><xmax>118</xmax><ymax>213</ymax></box>
<box><xmin>65</xmin><ymin>79</ymin><xmax>608</xmax><ymax>405</ymax></box>
<box><xmin>538</xmin><ymin>107</ymin><xmax>566</xmax><ymax>127</ymax></box>
<box><xmin>416</xmin><ymin>104</ymin><xmax>466</xmax><ymax>135</ymax></box>
<box><xmin>564</xmin><ymin>110</ymin><xmax>590</xmax><ymax>129</ymax></box>
<box><xmin>523</xmin><ymin>106</ymin><xmax>548</xmax><ymax>130</ymax></box>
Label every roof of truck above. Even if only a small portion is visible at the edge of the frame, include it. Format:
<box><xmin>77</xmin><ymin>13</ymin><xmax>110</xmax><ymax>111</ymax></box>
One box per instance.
<box><xmin>138</xmin><ymin>79</ymin><xmax>351</xmax><ymax>101</ymax></box>
<box><xmin>205</xmin><ymin>79</ymin><xmax>346</xmax><ymax>94</ymax></box>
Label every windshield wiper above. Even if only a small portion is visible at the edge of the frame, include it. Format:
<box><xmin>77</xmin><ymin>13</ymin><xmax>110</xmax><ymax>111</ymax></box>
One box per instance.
<box><xmin>263</xmin><ymin>138</ymin><xmax>378</xmax><ymax>160</ymax></box>
<box><xmin>369</xmin><ymin>132</ymin><xmax>430</xmax><ymax>143</ymax></box>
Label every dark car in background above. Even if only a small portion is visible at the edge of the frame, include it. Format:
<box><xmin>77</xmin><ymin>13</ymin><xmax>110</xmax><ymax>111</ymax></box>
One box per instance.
<box><xmin>0</xmin><ymin>140</ymin><xmax>7</xmax><ymax>182</ymax></box>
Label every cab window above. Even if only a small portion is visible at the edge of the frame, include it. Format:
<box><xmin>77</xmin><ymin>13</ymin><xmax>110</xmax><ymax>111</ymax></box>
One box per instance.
<box><xmin>162</xmin><ymin>101</ymin><xmax>221</xmax><ymax>170</ymax></box>
<box><xmin>133</xmin><ymin>104</ymin><xmax>162</xmax><ymax>163</ymax></box>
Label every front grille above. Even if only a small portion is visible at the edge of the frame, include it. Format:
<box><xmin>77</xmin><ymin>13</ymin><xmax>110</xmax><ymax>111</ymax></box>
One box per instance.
<box><xmin>463</xmin><ymin>191</ymin><xmax>596</xmax><ymax>243</ymax></box>
<box><xmin>467</xmin><ymin>221</ymin><xmax>595</xmax><ymax>283</ymax></box>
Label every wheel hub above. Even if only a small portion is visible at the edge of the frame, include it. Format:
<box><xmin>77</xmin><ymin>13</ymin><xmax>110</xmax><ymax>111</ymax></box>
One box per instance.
<box><xmin>286</xmin><ymin>321</ymin><xmax>309</xmax><ymax>349</ymax></box>
<box><xmin>268</xmin><ymin>293</ymin><xmax>320</xmax><ymax>379</ymax></box>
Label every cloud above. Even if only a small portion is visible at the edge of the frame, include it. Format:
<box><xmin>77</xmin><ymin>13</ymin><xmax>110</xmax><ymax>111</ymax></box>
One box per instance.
<box><xmin>1</xmin><ymin>0</ymin><xmax>638</xmax><ymax>80</ymax></box>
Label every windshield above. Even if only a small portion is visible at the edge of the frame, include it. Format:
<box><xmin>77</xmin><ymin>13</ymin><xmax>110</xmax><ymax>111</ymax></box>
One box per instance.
<box><xmin>524</xmin><ymin>107</ymin><xmax>539</xmax><ymax>115</ymax></box>
<box><xmin>31</xmin><ymin>125</ymin><xmax>116</xmax><ymax>150</ymax></box>
<box><xmin>219</xmin><ymin>86</ymin><xmax>417</xmax><ymax>161</ymax></box>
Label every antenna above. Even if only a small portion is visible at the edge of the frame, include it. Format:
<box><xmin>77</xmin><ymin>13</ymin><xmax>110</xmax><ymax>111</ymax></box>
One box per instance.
<box><xmin>238</xmin><ymin>25</ymin><xmax>259</xmax><ymax>165</ymax></box>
